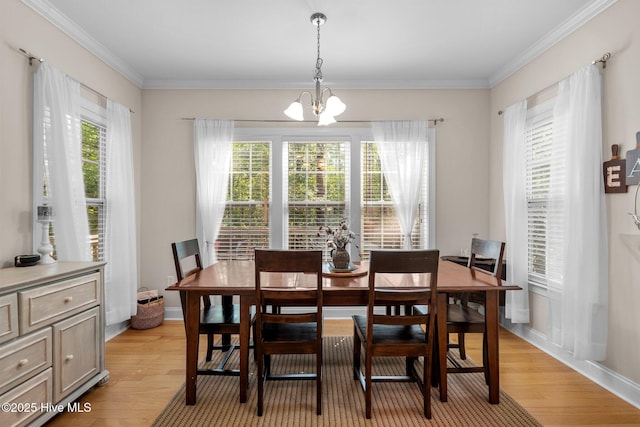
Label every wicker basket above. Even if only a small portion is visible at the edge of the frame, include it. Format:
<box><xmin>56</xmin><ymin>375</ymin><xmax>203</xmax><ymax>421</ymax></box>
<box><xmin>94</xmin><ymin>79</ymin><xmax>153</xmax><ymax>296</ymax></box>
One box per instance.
<box><xmin>131</xmin><ymin>296</ymin><xmax>164</xmax><ymax>330</ymax></box>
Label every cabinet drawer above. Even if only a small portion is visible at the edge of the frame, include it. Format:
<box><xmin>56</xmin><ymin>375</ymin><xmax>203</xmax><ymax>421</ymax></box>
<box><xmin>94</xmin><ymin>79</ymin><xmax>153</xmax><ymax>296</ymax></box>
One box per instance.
<box><xmin>0</xmin><ymin>328</ymin><xmax>52</xmax><ymax>396</ymax></box>
<box><xmin>53</xmin><ymin>307</ymin><xmax>100</xmax><ymax>402</ymax></box>
<box><xmin>0</xmin><ymin>368</ymin><xmax>53</xmax><ymax>427</ymax></box>
<box><xmin>0</xmin><ymin>294</ymin><xmax>18</xmax><ymax>344</ymax></box>
<box><xmin>19</xmin><ymin>273</ymin><xmax>100</xmax><ymax>334</ymax></box>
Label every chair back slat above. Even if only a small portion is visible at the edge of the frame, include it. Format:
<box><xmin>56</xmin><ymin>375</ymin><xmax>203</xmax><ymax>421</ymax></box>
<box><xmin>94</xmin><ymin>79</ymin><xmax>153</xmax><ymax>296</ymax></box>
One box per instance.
<box><xmin>374</xmin><ymin>289</ymin><xmax>432</xmax><ymax>305</ymax></box>
<box><xmin>171</xmin><ymin>238</ymin><xmax>203</xmax><ymax>281</ymax></box>
<box><xmin>467</xmin><ymin>238</ymin><xmax>505</xmax><ymax>280</ymax></box>
<box><xmin>372</xmin><ymin>314</ymin><xmax>429</xmax><ymax>326</ymax></box>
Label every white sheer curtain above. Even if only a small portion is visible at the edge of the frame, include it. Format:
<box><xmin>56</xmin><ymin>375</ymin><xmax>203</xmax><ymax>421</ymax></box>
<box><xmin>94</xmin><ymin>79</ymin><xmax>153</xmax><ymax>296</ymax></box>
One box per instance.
<box><xmin>33</xmin><ymin>62</ymin><xmax>91</xmax><ymax>261</ymax></box>
<box><xmin>194</xmin><ymin>119</ymin><xmax>234</xmax><ymax>266</ymax></box>
<box><xmin>502</xmin><ymin>100</ymin><xmax>530</xmax><ymax>324</ymax></box>
<box><xmin>372</xmin><ymin>120</ymin><xmax>430</xmax><ymax>249</ymax></box>
<box><xmin>105</xmin><ymin>100</ymin><xmax>138</xmax><ymax>325</ymax></box>
<box><xmin>549</xmin><ymin>64</ymin><xmax>608</xmax><ymax>360</ymax></box>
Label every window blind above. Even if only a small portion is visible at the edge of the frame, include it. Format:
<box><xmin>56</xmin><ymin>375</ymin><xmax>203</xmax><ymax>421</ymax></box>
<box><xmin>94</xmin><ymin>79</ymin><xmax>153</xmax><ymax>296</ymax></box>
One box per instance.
<box><xmin>360</xmin><ymin>141</ymin><xmax>425</xmax><ymax>260</ymax></box>
<box><xmin>218</xmin><ymin>141</ymin><xmax>271</xmax><ymax>260</ymax></box>
<box><xmin>285</xmin><ymin>140</ymin><xmax>350</xmax><ymax>257</ymax></box>
<box><xmin>525</xmin><ymin>103</ymin><xmax>564</xmax><ymax>289</ymax></box>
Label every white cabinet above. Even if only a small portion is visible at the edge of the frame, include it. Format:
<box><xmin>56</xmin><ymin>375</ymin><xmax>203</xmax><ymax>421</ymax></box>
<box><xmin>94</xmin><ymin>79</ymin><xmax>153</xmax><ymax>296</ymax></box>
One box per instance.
<box><xmin>0</xmin><ymin>262</ymin><xmax>107</xmax><ymax>427</ymax></box>
<box><xmin>52</xmin><ymin>307</ymin><xmax>100</xmax><ymax>402</ymax></box>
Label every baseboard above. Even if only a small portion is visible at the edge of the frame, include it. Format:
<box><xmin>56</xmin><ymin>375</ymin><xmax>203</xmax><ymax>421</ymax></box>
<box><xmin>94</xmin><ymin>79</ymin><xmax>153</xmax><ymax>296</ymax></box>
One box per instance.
<box><xmin>105</xmin><ymin>320</ymin><xmax>129</xmax><ymax>341</ymax></box>
<box><xmin>501</xmin><ymin>319</ymin><xmax>640</xmax><ymax>410</ymax></box>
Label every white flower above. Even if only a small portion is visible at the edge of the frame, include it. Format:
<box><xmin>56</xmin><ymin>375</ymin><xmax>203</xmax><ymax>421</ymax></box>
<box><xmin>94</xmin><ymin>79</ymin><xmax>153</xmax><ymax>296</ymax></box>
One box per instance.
<box><xmin>318</xmin><ymin>219</ymin><xmax>358</xmax><ymax>249</ymax></box>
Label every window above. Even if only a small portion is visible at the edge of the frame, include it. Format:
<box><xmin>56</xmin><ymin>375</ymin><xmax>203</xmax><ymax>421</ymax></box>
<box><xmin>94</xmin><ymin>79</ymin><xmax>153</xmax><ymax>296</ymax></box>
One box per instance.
<box><xmin>525</xmin><ymin>100</ymin><xmax>563</xmax><ymax>290</ymax></box>
<box><xmin>217</xmin><ymin>141</ymin><xmax>271</xmax><ymax>260</ymax></box>
<box><xmin>82</xmin><ymin>119</ymin><xmax>107</xmax><ymax>262</ymax></box>
<box><xmin>36</xmin><ymin>99</ymin><xmax>107</xmax><ymax>262</ymax></box>
<box><xmin>286</xmin><ymin>140</ymin><xmax>349</xmax><ymax>252</ymax></box>
<box><xmin>360</xmin><ymin>142</ymin><xmax>427</xmax><ymax>260</ymax></box>
<box><xmin>221</xmin><ymin>128</ymin><xmax>434</xmax><ymax>261</ymax></box>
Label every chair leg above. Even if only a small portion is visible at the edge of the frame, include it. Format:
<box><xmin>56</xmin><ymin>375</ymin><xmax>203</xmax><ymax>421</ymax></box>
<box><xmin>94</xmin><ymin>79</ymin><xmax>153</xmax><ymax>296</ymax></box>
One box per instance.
<box><xmin>365</xmin><ymin>352</ymin><xmax>372</xmax><ymax>419</ymax></box>
<box><xmin>316</xmin><ymin>348</ymin><xmax>322</xmax><ymax>415</ymax></box>
<box><xmin>252</xmin><ymin>322</ymin><xmax>257</xmax><ymax>361</ymax></box>
<box><xmin>482</xmin><ymin>332</ymin><xmax>489</xmax><ymax>385</ymax></box>
<box><xmin>423</xmin><ymin>353</ymin><xmax>432</xmax><ymax>419</ymax></box>
<box><xmin>458</xmin><ymin>332</ymin><xmax>467</xmax><ymax>360</ymax></box>
<box><xmin>206</xmin><ymin>333</ymin><xmax>214</xmax><ymax>361</ymax></box>
<box><xmin>353</xmin><ymin>325</ymin><xmax>361</xmax><ymax>380</ymax></box>
<box><xmin>221</xmin><ymin>333</ymin><xmax>231</xmax><ymax>352</ymax></box>
<box><xmin>265</xmin><ymin>355</ymin><xmax>271</xmax><ymax>378</ymax></box>
<box><xmin>257</xmin><ymin>352</ymin><xmax>264</xmax><ymax>416</ymax></box>
<box><xmin>405</xmin><ymin>356</ymin><xmax>413</xmax><ymax>377</ymax></box>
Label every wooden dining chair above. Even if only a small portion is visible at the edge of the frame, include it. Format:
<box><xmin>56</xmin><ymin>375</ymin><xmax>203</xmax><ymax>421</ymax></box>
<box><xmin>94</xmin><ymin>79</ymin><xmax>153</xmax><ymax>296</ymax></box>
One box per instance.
<box><xmin>353</xmin><ymin>249</ymin><xmax>439</xmax><ymax>419</ymax></box>
<box><xmin>171</xmin><ymin>238</ymin><xmax>253</xmax><ymax>376</ymax></box>
<box><xmin>254</xmin><ymin>249</ymin><xmax>323</xmax><ymax>416</ymax></box>
<box><xmin>415</xmin><ymin>238</ymin><xmax>504</xmax><ymax>382</ymax></box>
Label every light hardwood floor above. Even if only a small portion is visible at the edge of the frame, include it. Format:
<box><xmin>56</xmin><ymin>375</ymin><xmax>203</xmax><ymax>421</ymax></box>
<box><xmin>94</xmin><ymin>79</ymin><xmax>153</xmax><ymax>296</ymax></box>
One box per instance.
<box><xmin>45</xmin><ymin>320</ymin><xmax>640</xmax><ymax>426</ymax></box>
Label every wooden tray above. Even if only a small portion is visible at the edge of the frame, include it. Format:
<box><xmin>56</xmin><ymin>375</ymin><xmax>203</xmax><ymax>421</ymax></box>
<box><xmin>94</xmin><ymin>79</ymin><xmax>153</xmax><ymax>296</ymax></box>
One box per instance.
<box><xmin>322</xmin><ymin>262</ymin><xmax>368</xmax><ymax>278</ymax></box>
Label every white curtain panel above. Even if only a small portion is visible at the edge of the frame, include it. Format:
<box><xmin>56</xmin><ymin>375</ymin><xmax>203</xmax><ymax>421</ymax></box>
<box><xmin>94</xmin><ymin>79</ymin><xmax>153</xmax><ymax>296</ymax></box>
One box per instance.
<box><xmin>501</xmin><ymin>100</ymin><xmax>530</xmax><ymax>324</ymax></box>
<box><xmin>33</xmin><ymin>63</ymin><xmax>91</xmax><ymax>261</ymax></box>
<box><xmin>194</xmin><ymin>119</ymin><xmax>234</xmax><ymax>266</ymax></box>
<box><xmin>372</xmin><ymin>120</ymin><xmax>430</xmax><ymax>250</ymax></box>
<box><xmin>105</xmin><ymin>100</ymin><xmax>138</xmax><ymax>325</ymax></box>
<box><xmin>549</xmin><ymin>64</ymin><xmax>608</xmax><ymax>360</ymax></box>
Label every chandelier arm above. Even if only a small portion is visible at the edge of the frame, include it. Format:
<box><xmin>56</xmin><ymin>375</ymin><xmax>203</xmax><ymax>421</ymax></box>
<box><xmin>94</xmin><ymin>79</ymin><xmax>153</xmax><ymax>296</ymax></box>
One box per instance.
<box><xmin>297</xmin><ymin>90</ymin><xmax>314</xmax><ymax>105</ymax></box>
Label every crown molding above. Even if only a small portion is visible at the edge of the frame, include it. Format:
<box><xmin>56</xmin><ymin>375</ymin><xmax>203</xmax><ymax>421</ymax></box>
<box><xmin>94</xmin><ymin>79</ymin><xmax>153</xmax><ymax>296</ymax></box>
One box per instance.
<box><xmin>22</xmin><ymin>0</ymin><xmax>616</xmax><ymax>91</ymax></box>
<box><xmin>142</xmin><ymin>78</ymin><xmax>491</xmax><ymax>90</ymax></box>
<box><xmin>21</xmin><ymin>0</ymin><xmax>145</xmax><ymax>88</ymax></box>
<box><xmin>488</xmin><ymin>0</ymin><xmax>618</xmax><ymax>87</ymax></box>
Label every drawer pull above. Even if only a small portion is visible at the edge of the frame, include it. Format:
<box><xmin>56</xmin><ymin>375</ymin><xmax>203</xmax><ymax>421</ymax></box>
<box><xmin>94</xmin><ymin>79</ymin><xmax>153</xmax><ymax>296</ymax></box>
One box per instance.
<box><xmin>64</xmin><ymin>296</ymin><xmax>73</xmax><ymax>303</ymax></box>
<box><xmin>65</xmin><ymin>354</ymin><xmax>74</xmax><ymax>362</ymax></box>
<box><xmin>18</xmin><ymin>358</ymin><xmax>29</xmax><ymax>367</ymax></box>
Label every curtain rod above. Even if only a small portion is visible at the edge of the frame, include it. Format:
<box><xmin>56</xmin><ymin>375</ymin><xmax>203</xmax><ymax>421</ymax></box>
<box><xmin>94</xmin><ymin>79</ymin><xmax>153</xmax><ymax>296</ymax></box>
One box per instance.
<box><xmin>181</xmin><ymin>118</ymin><xmax>445</xmax><ymax>126</ymax></box>
<box><xmin>18</xmin><ymin>47</ymin><xmax>135</xmax><ymax>114</ymax></box>
<box><xmin>497</xmin><ymin>51</ymin><xmax>611</xmax><ymax>116</ymax></box>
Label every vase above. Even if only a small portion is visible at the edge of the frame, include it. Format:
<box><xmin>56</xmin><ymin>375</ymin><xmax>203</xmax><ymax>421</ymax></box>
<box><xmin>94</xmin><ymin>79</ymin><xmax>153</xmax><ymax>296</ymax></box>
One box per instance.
<box><xmin>331</xmin><ymin>246</ymin><xmax>350</xmax><ymax>270</ymax></box>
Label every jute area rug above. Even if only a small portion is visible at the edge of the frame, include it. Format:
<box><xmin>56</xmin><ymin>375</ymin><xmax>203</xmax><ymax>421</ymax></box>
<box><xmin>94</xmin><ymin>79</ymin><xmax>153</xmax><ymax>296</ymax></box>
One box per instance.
<box><xmin>152</xmin><ymin>336</ymin><xmax>541</xmax><ymax>427</ymax></box>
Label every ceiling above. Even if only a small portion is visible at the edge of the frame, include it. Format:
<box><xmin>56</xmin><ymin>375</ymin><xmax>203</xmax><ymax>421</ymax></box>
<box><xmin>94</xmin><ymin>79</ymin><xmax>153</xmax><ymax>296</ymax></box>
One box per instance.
<box><xmin>26</xmin><ymin>0</ymin><xmax>613</xmax><ymax>89</ymax></box>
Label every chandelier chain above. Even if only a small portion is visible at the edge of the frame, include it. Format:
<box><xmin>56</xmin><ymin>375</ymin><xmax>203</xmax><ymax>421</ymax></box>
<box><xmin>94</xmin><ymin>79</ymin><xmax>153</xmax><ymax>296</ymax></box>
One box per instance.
<box><xmin>314</xmin><ymin>17</ymin><xmax>323</xmax><ymax>82</ymax></box>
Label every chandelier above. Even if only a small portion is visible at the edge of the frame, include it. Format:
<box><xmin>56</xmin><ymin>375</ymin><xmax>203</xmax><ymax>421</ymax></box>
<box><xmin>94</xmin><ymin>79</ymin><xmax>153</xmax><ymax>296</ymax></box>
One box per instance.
<box><xmin>284</xmin><ymin>13</ymin><xmax>346</xmax><ymax>126</ymax></box>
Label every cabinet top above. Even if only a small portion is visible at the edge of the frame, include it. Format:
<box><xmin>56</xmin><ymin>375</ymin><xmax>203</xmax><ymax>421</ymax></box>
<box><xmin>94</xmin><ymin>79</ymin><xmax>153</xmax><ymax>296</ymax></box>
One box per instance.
<box><xmin>0</xmin><ymin>261</ymin><xmax>106</xmax><ymax>293</ymax></box>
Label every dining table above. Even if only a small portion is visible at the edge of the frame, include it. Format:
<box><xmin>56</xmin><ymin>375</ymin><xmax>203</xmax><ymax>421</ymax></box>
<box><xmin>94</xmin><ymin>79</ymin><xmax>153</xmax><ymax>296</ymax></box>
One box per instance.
<box><xmin>166</xmin><ymin>259</ymin><xmax>521</xmax><ymax>406</ymax></box>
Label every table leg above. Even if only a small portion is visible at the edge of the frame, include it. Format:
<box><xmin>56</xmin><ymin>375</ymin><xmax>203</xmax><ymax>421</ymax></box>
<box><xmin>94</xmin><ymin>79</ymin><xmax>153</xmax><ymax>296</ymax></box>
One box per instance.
<box><xmin>437</xmin><ymin>292</ymin><xmax>448</xmax><ymax>402</ymax></box>
<box><xmin>185</xmin><ymin>291</ymin><xmax>200</xmax><ymax>405</ymax></box>
<box><xmin>485</xmin><ymin>291</ymin><xmax>500</xmax><ymax>404</ymax></box>
<box><xmin>239</xmin><ymin>296</ymin><xmax>251</xmax><ymax>403</ymax></box>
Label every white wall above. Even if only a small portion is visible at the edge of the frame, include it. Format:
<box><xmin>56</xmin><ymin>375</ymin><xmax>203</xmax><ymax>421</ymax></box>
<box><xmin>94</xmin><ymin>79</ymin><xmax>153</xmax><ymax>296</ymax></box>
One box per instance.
<box><xmin>489</xmin><ymin>0</ymin><xmax>640</xmax><ymax>386</ymax></box>
<box><xmin>0</xmin><ymin>1</ymin><xmax>142</xmax><ymax>268</ymax></box>
<box><xmin>139</xmin><ymin>88</ymin><xmax>491</xmax><ymax>307</ymax></box>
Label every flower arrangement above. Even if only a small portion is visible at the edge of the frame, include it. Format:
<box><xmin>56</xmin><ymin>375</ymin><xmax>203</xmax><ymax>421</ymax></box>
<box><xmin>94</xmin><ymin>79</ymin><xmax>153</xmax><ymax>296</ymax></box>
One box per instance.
<box><xmin>318</xmin><ymin>219</ymin><xmax>357</xmax><ymax>249</ymax></box>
